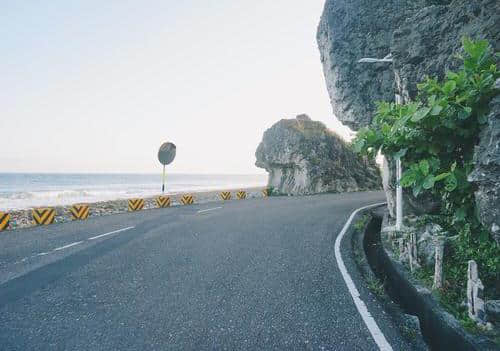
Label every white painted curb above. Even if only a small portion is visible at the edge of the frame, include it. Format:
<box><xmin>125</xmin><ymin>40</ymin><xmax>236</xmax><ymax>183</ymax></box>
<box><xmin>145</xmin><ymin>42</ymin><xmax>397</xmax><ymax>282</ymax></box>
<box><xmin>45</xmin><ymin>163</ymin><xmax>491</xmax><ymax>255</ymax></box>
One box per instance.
<box><xmin>334</xmin><ymin>202</ymin><xmax>393</xmax><ymax>351</ymax></box>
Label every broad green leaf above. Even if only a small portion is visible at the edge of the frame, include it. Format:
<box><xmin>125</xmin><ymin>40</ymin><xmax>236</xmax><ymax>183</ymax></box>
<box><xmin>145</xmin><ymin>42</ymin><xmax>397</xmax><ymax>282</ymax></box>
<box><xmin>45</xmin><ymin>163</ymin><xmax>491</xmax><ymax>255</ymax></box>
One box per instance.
<box><xmin>446</xmin><ymin>71</ymin><xmax>458</xmax><ymax>80</ymax></box>
<box><xmin>434</xmin><ymin>172</ymin><xmax>450</xmax><ymax>182</ymax></box>
<box><xmin>411</xmin><ymin>107</ymin><xmax>431</xmax><ymax>122</ymax></box>
<box><xmin>445</xmin><ymin>174</ymin><xmax>458</xmax><ymax>192</ymax></box>
<box><xmin>381</xmin><ymin>123</ymin><xmax>391</xmax><ymax>135</ymax></box>
<box><xmin>413</xmin><ymin>184</ymin><xmax>422</xmax><ymax>198</ymax></box>
<box><xmin>352</xmin><ymin>138</ymin><xmax>365</xmax><ymax>153</ymax></box>
<box><xmin>419</xmin><ymin>159</ymin><xmax>430</xmax><ymax>176</ymax></box>
<box><xmin>458</xmin><ymin>106</ymin><xmax>472</xmax><ymax>120</ymax></box>
<box><xmin>422</xmin><ymin>175</ymin><xmax>435</xmax><ymax>189</ymax></box>
<box><xmin>430</xmin><ymin>105</ymin><xmax>443</xmax><ymax>116</ymax></box>
<box><xmin>400</xmin><ymin>171</ymin><xmax>416</xmax><ymax>187</ymax></box>
<box><xmin>443</xmin><ymin>80</ymin><xmax>457</xmax><ymax>94</ymax></box>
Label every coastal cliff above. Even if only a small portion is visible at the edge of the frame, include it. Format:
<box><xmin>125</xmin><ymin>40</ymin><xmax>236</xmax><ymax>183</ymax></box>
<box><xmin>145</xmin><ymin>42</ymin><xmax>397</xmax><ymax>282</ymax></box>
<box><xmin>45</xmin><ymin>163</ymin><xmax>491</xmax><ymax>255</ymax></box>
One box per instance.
<box><xmin>317</xmin><ymin>0</ymin><xmax>500</xmax><ymax>240</ymax></box>
<box><xmin>255</xmin><ymin>114</ymin><xmax>381</xmax><ymax>195</ymax></box>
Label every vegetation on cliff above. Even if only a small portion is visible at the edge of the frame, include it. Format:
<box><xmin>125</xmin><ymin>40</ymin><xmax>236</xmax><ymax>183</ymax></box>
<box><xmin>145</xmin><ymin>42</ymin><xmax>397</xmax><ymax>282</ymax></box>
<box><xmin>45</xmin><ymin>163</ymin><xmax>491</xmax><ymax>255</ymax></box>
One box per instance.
<box><xmin>353</xmin><ymin>38</ymin><xmax>499</xmax><ymax>326</ymax></box>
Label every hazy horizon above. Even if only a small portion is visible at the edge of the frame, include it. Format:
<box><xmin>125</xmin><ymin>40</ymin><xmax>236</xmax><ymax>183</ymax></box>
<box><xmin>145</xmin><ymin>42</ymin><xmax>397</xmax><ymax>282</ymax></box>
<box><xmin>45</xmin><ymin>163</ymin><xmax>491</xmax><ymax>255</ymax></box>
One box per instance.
<box><xmin>1</xmin><ymin>1</ymin><xmax>352</xmax><ymax>174</ymax></box>
<box><xmin>0</xmin><ymin>171</ymin><xmax>266</xmax><ymax>175</ymax></box>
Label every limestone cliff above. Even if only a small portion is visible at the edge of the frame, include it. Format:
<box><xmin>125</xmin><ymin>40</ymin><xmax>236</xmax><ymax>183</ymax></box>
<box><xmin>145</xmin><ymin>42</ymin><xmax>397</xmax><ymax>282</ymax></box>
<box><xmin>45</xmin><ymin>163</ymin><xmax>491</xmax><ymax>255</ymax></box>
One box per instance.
<box><xmin>255</xmin><ymin>115</ymin><xmax>381</xmax><ymax>195</ymax></box>
<box><xmin>317</xmin><ymin>0</ymin><xmax>499</xmax><ymax>241</ymax></box>
<box><xmin>316</xmin><ymin>0</ymin><xmax>425</xmax><ymax>130</ymax></box>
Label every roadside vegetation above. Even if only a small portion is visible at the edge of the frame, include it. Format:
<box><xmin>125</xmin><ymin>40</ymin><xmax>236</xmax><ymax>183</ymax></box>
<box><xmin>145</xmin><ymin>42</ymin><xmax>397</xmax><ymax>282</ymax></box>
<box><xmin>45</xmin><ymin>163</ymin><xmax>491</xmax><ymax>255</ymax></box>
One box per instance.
<box><xmin>353</xmin><ymin>38</ymin><xmax>499</xmax><ymax>330</ymax></box>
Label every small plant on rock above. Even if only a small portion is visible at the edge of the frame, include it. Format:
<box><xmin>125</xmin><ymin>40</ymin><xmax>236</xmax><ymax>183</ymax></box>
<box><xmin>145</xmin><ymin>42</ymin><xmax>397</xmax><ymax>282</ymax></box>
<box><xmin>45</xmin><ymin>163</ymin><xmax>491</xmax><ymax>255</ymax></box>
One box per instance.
<box><xmin>353</xmin><ymin>37</ymin><xmax>499</xmax><ymax>320</ymax></box>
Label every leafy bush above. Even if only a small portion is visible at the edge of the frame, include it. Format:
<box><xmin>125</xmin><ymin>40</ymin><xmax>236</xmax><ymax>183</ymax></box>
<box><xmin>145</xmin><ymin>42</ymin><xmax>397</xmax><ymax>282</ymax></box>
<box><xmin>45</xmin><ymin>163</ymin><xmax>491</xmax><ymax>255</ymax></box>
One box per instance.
<box><xmin>353</xmin><ymin>38</ymin><xmax>499</xmax><ymax>299</ymax></box>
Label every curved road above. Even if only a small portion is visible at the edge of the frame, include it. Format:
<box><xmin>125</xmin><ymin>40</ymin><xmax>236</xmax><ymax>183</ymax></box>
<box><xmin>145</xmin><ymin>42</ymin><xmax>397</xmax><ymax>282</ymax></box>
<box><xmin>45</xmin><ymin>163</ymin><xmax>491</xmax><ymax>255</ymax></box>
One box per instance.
<box><xmin>0</xmin><ymin>191</ymin><xmax>413</xmax><ymax>350</ymax></box>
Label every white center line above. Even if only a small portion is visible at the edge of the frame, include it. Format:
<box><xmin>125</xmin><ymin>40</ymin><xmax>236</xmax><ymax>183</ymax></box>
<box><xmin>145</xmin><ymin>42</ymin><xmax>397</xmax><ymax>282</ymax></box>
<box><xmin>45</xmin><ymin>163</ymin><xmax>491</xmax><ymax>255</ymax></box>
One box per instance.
<box><xmin>53</xmin><ymin>241</ymin><xmax>83</xmax><ymax>251</ymax></box>
<box><xmin>197</xmin><ymin>206</ymin><xmax>223</xmax><ymax>214</ymax></box>
<box><xmin>88</xmin><ymin>226</ymin><xmax>135</xmax><ymax>240</ymax></box>
<box><xmin>12</xmin><ymin>226</ymin><xmax>136</xmax><ymax>265</ymax></box>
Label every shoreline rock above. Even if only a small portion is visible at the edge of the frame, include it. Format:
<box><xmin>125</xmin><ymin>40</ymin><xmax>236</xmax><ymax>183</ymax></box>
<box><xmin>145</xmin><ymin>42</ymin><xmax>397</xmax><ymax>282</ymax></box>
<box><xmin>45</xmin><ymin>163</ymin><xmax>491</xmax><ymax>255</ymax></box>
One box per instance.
<box><xmin>255</xmin><ymin>114</ymin><xmax>381</xmax><ymax>195</ymax></box>
<box><xmin>2</xmin><ymin>187</ymin><xmax>266</xmax><ymax>231</ymax></box>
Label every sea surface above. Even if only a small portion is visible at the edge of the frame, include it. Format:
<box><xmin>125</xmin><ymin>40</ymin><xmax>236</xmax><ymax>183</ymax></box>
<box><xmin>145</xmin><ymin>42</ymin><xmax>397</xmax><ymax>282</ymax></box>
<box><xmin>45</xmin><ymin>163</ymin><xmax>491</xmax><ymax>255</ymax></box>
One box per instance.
<box><xmin>0</xmin><ymin>173</ymin><xmax>267</xmax><ymax>211</ymax></box>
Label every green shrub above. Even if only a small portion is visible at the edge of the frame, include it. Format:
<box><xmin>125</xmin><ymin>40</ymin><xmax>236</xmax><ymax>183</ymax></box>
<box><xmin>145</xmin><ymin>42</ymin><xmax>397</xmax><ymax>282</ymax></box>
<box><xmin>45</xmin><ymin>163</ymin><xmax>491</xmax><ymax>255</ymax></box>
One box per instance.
<box><xmin>353</xmin><ymin>38</ymin><xmax>499</xmax><ymax>301</ymax></box>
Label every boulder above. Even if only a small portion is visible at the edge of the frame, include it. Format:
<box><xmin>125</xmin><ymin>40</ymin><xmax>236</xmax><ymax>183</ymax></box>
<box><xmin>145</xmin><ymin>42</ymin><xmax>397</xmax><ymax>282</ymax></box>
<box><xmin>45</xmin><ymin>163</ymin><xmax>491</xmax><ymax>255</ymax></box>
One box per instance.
<box><xmin>255</xmin><ymin>115</ymin><xmax>381</xmax><ymax>195</ymax></box>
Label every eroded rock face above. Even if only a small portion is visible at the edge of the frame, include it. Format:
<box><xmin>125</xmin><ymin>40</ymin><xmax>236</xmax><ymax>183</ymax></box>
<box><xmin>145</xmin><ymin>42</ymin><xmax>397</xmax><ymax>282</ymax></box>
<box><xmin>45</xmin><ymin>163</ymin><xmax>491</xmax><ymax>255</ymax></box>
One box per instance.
<box><xmin>316</xmin><ymin>0</ymin><xmax>425</xmax><ymax>130</ymax></box>
<box><xmin>469</xmin><ymin>93</ymin><xmax>500</xmax><ymax>244</ymax></box>
<box><xmin>317</xmin><ymin>0</ymin><xmax>500</xmax><ymax>232</ymax></box>
<box><xmin>255</xmin><ymin>115</ymin><xmax>381</xmax><ymax>195</ymax></box>
<box><xmin>392</xmin><ymin>0</ymin><xmax>500</xmax><ymax>243</ymax></box>
<box><xmin>391</xmin><ymin>0</ymin><xmax>499</xmax><ymax>102</ymax></box>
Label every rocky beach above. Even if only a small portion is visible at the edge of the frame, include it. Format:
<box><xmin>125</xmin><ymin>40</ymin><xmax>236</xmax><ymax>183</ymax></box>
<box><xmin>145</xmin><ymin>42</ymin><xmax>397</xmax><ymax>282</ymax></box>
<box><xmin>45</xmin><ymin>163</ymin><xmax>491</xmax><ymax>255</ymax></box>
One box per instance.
<box><xmin>3</xmin><ymin>187</ymin><xmax>266</xmax><ymax>231</ymax></box>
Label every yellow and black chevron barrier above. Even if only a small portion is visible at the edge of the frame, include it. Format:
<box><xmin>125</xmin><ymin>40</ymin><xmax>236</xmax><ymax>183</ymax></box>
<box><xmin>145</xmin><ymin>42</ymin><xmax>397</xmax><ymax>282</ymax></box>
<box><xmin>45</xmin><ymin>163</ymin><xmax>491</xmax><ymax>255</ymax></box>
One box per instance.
<box><xmin>156</xmin><ymin>196</ymin><xmax>171</xmax><ymax>208</ymax></box>
<box><xmin>128</xmin><ymin>198</ymin><xmax>145</xmax><ymax>211</ymax></box>
<box><xmin>220</xmin><ymin>191</ymin><xmax>231</xmax><ymax>201</ymax></box>
<box><xmin>0</xmin><ymin>212</ymin><xmax>10</xmax><ymax>231</ymax></box>
<box><xmin>70</xmin><ymin>204</ymin><xmax>90</xmax><ymax>220</ymax></box>
<box><xmin>180</xmin><ymin>194</ymin><xmax>194</xmax><ymax>205</ymax></box>
<box><xmin>236</xmin><ymin>191</ymin><xmax>247</xmax><ymax>200</ymax></box>
<box><xmin>262</xmin><ymin>189</ymin><xmax>268</xmax><ymax>197</ymax></box>
<box><xmin>32</xmin><ymin>208</ymin><xmax>56</xmax><ymax>225</ymax></box>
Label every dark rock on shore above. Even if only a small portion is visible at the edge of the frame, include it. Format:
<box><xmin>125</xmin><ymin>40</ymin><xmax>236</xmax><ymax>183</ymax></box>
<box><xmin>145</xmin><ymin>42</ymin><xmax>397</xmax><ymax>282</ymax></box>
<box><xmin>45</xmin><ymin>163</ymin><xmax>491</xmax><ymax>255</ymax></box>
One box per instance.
<box><xmin>255</xmin><ymin>114</ymin><xmax>381</xmax><ymax>195</ymax></box>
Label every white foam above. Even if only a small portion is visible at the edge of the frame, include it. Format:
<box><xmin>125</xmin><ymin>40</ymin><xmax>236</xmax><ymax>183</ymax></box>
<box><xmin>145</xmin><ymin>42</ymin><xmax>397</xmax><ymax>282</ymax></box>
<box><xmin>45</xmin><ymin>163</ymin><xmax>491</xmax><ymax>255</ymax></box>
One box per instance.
<box><xmin>0</xmin><ymin>174</ymin><xmax>267</xmax><ymax>210</ymax></box>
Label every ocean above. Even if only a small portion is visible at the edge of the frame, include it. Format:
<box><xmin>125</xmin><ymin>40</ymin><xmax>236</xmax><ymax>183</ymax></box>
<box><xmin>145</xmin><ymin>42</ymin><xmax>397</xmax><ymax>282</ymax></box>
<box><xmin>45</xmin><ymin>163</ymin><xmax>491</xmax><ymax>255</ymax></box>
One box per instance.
<box><xmin>0</xmin><ymin>173</ymin><xmax>267</xmax><ymax>211</ymax></box>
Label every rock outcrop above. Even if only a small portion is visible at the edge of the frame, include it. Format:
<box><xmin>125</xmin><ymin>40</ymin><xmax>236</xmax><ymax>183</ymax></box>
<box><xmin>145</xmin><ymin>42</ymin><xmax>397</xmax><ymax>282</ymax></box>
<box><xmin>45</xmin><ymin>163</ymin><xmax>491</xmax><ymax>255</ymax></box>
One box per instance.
<box><xmin>317</xmin><ymin>0</ymin><xmax>499</xmax><ymax>235</ymax></box>
<box><xmin>316</xmin><ymin>0</ymin><xmax>425</xmax><ymax>130</ymax></box>
<box><xmin>255</xmin><ymin>115</ymin><xmax>381</xmax><ymax>195</ymax></box>
<box><xmin>391</xmin><ymin>0</ymin><xmax>499</xmax><ymax>102</ymax></box>
<box><xmin>469</xmin><ymin>89</ymin><xmax>500</xmax><ymax>244</ymax></box>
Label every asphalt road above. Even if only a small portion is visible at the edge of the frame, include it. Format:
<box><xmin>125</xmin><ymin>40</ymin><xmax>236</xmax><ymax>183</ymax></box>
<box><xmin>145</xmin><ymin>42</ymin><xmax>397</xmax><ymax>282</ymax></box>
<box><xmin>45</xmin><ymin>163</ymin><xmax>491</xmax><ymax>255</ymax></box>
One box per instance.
<box><xmin>0</xmin><ymin>191</ymin><xmax>413</xmax><ymax>350</ymax></box>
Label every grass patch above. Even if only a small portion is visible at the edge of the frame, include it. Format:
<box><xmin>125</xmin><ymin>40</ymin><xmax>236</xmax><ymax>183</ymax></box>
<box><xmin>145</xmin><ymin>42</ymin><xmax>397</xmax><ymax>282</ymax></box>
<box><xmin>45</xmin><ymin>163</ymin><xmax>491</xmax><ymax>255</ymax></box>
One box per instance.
<box><xmin>367</xmin><ymin>276</ymin><xmax>386</xmax><ymax>298</ymax></box>
<box><xmin>354</xmin><ymin>214</ymin><xmax>370</xmax><ymax>232</ymax></box>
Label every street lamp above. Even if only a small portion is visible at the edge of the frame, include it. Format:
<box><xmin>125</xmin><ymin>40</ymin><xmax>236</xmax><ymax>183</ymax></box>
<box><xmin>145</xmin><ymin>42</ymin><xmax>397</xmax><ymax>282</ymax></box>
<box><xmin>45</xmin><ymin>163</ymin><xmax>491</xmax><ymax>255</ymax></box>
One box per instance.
<box><xmin>358</xmin><ymin>54</ymin><xmax>404</xmax><ymax>231</ymax></box>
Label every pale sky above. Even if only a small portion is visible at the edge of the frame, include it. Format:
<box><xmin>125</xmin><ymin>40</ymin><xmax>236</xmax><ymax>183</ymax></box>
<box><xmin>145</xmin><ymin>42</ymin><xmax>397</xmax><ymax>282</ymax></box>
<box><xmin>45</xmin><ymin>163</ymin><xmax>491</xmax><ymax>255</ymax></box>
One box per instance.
<box><xmin>1</xmin><ymin>0</ymin><xmax>351</xmax><ymax>174</ymax></box>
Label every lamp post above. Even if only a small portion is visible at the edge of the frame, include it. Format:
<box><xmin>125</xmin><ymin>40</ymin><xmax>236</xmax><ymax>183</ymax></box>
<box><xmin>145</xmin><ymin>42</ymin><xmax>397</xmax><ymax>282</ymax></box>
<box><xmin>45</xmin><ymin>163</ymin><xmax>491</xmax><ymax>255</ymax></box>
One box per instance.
<box><xmin>358</xmin><ymin>54</ymin><xmax>404</xmax><ymax>231</ymax></box>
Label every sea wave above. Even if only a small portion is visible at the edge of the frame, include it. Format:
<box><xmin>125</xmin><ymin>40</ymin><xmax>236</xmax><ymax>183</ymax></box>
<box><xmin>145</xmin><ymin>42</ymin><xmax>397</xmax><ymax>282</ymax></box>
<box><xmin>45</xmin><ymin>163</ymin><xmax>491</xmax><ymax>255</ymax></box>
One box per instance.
<box><xmin>0</xmin><ymin>176</ymin><xmax>267</xmax><ymax>211</ymax></box>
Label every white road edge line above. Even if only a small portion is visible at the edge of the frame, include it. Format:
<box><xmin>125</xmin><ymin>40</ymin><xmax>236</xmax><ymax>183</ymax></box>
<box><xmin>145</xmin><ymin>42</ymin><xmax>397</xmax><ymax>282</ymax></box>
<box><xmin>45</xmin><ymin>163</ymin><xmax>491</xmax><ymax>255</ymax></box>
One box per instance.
<box><xmin>53</xmin><ymin>241</ymin><xmax>84</xmax><ymax>251</ymax></box>
<box><xmin>197</xmin><ymin>207</ymin><xmax>222</xmax><ymax>214</ymax></box>
<box><xmin>88</xmin><ymin>226</ymin><xmax>135</xmax><ymax>241</ymax></box>
<box><xmin>334</xmin><ymin>202</ymin><xmax>392</xmax><ymax>351</ymax></box>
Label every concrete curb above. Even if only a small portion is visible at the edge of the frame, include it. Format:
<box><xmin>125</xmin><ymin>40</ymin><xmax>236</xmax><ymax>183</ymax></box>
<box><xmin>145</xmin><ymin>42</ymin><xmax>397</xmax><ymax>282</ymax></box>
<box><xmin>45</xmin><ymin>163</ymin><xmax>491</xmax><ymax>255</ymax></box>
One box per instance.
<box><xmin>367</xmin><ymin>210</ymin><xmax>499</xmax><ymax>351</ymax></box>
<box><xmin>351</xmin><ymin>209</ymin><xmax>429</xmax><ymax>350</ymax></box>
